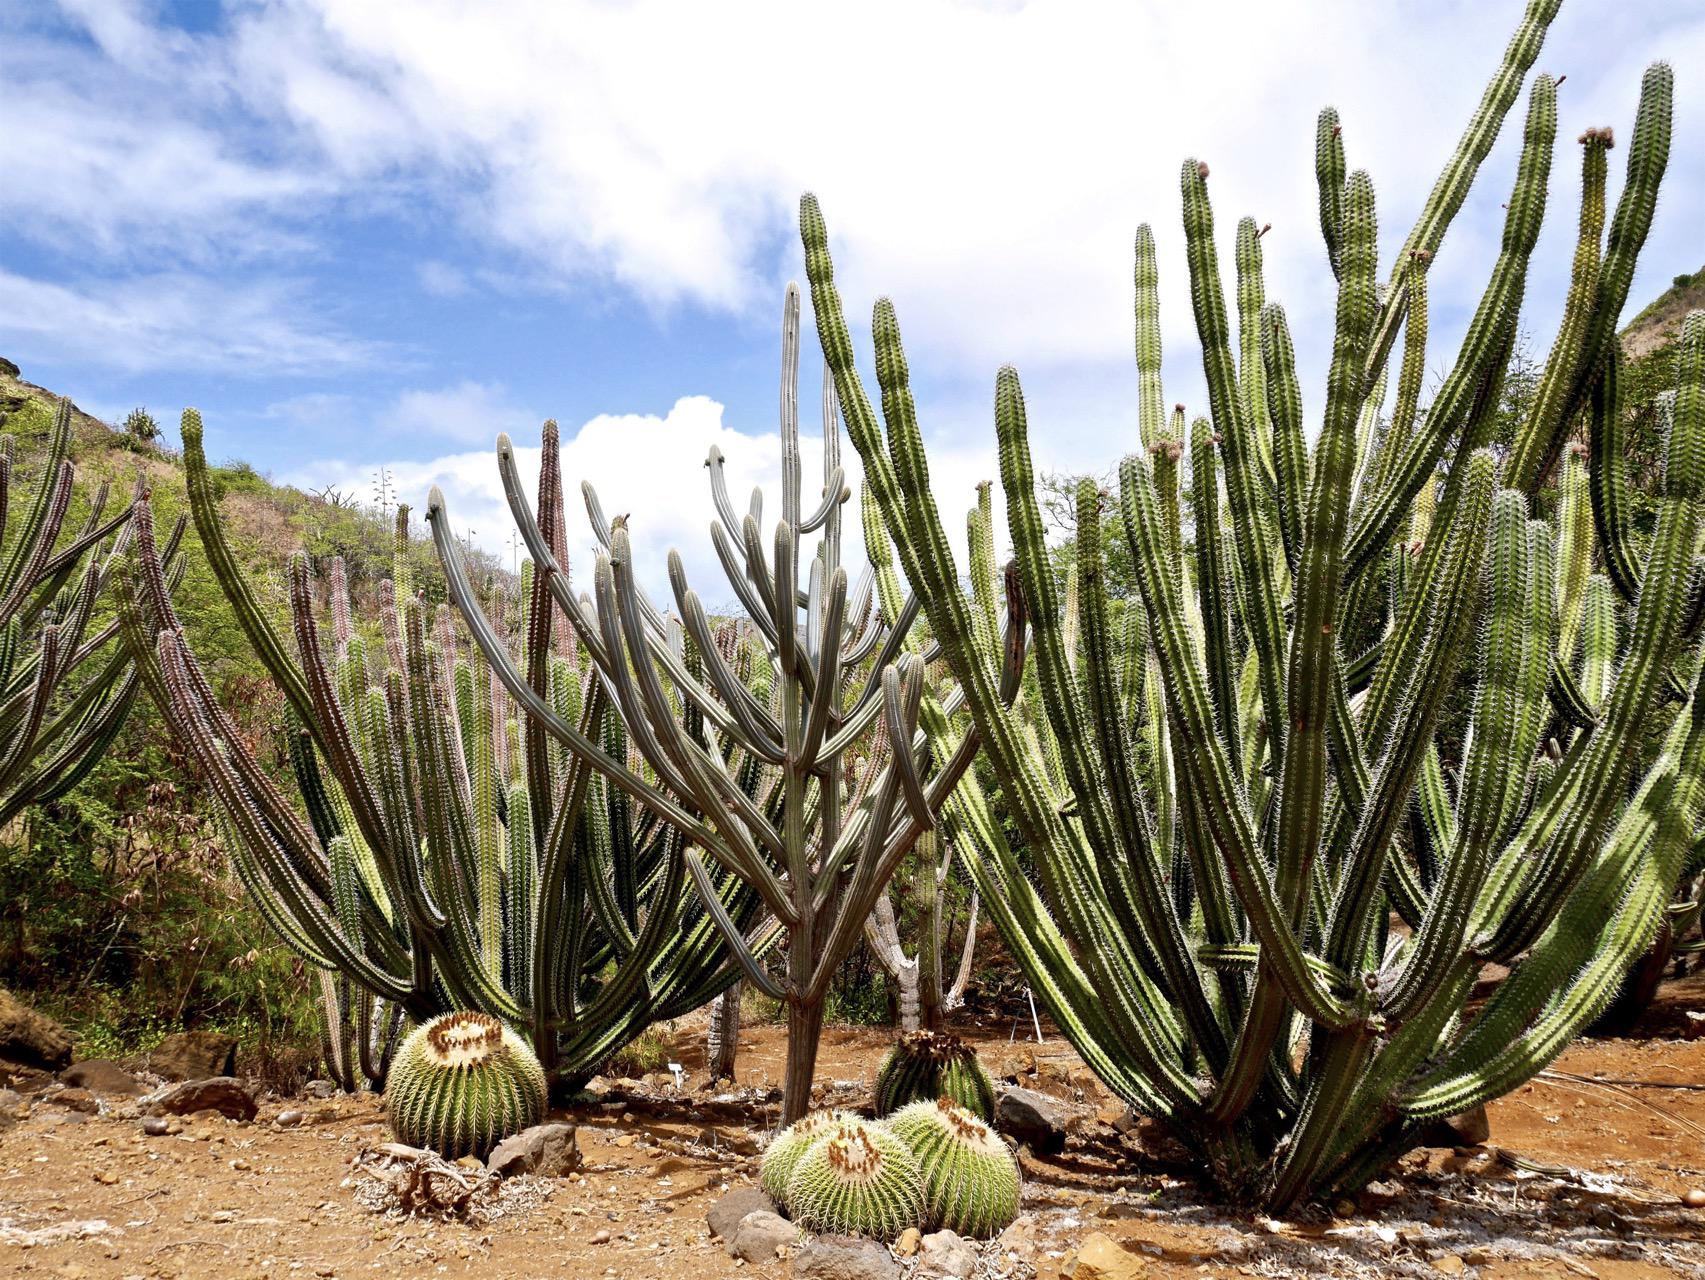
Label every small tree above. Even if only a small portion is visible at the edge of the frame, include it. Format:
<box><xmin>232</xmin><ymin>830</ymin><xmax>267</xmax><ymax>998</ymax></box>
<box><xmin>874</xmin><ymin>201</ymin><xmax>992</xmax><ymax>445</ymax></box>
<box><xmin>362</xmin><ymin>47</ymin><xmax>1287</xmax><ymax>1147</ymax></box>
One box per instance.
<box><xmin>122</xmin><ymin>407</ymin><xmax>159</xmax><ymax>445</ymax></box>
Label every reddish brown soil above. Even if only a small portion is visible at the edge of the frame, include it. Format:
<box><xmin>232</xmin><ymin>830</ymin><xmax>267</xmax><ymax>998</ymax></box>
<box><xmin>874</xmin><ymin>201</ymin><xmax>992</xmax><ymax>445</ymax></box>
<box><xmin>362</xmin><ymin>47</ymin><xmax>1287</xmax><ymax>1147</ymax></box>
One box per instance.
<box><xmin>3</xmin><ymin>976</ymin><xmax>1702</xmax><ymax>1280</ymax></box>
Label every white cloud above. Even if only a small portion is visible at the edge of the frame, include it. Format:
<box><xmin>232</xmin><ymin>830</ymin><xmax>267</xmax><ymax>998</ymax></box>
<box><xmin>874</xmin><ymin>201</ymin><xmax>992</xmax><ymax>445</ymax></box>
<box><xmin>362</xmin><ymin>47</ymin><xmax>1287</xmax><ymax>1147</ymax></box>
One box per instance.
<box><xmin>8</xmin><ymin>1</ymin><xmax>1703</xmax><ymax>450</ymax></box>
<box><xmin>284</xmin><ymin>394</ymin><xmax>1001</xmax><ymax>603</ymax></box>
<box><xmin>0</xmin><ymin>268</ymin><xmax>386</xmax><ymax>375</ymax></box>
<box><xmin>378</xmin><ymin>381</ymin><xmax>538</xmax><ymax>446</ymax></box>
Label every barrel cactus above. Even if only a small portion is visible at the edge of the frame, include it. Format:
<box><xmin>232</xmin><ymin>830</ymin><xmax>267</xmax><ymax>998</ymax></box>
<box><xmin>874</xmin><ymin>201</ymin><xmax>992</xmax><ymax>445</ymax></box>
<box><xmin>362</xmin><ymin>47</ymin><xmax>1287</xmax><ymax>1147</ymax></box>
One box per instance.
<box><xmin>385</xmin><ymin>1012</ymin><xmax>547</xmax><ymax>1159</ymax></box>
<box><xmin>873</xmin><ymin>1031</ymin><xmax>995</xmax><ymax>1120</ymax></box>
<box><xmin>783</xmin><ymin>1117</ymin><xmax>927</xmax><ymax>1239</ymax></box>
<box><xmin>888</xmin><ymin>1098</ymin><xmax>1022</xmax><ymax>1238</ymax></box>
<box><xmin>759</xmin><ymin>1108</ymin><xmax>857</xmax><ymax>1201</ymax></box>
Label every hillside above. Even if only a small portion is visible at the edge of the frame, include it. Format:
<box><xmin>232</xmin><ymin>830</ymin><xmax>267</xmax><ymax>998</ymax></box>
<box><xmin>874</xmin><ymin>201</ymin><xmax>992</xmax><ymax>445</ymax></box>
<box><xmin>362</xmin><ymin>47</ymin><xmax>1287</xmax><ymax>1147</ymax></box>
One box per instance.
<box><xmin>1621</xmin><ymin>264</ymin><xmax>1705</xmax><ymax>360</ymax></box>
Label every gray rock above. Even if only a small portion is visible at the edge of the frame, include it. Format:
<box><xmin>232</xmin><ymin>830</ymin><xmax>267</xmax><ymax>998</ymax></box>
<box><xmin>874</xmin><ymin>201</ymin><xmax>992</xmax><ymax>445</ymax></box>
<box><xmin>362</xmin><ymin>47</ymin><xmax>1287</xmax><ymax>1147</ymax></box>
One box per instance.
<box><xmin>140</xmin><ymin>1116</ymin><xmax>172</xmax><ymax>1136</ymax></box>
<box><xmin>61</xmin><ymin>1059</ymin><xmax>142</xmax><ymax>1095</ymax></box>
<box><xmin>145</xmin><ymin>1076</ymin><xmax>258</xmax><ymax>1122</ymax></box>
<box><xmin>793</xmin><ymin>1236</ymin><xmax>901</xmax><ymax>1280</ymax></box>
<box><xmin>302</xmin><ymin>1079</ymin><xmax>339</xmax><ymax>1099</ymax></box>
<box><xmin>918</xmin><ymin>1229</ymin><xmax>978</xmax><ymax>1278</ymax></box>
<box><xmin>148</xmin><ymin>1031</ymin><xmax>237</xmax><ymax>1081</ymax></box>
<box><xmin>996</xmin><ymin>1085</ymin><xmax>1075</xmax><ymax>1154</ymax></box>
<box><xmin>726</xmin><ymin>1209</ymin><xmax>797</xmax><ymax>1262</ymax></box>
<box><xmin>275</xmin><ymin>1109</ymin><xmax>305</xmax><ymax>1128</ymax></box>
<box><xmin>0</xmin><ymin>1087</ymin><xmax>26</xmax><ymax>1126</ymax></box>
<box><xmin>706</xmin><ymin>1185</ymin><xmax>775</xmax><ymax>1239</ymax></box>
<box><xmin>0</xmin><ymin>987</ymin><xmax>73</xmax><ymax>1071</ymax></box>
<box><xmin>486</xmin><ymin>1122</ymin><xmax>581</xmax><ymax>1178</ymax></box>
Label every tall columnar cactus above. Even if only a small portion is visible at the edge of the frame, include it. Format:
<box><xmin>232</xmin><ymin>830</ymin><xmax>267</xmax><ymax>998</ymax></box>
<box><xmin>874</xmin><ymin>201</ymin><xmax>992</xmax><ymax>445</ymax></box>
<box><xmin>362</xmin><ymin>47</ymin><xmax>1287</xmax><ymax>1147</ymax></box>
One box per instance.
<box><xmin>118</xmin><ymin>410</ymin><xmax>762</xmax><ymax>1089</ymax></box>
<box><xmin>429</xmin><ymin>286</ymin><xmax>1025</xmax><ymax>1123</ymax></box>
<box><xmin>799</xmin><ymin>0</ymin><xmax>1701</xmax><ymax>1205</ymax></box>
<box><xmin>0</xmin><ymin>400</ymin><xmax>158</xmax><ymax>826</ymax></box>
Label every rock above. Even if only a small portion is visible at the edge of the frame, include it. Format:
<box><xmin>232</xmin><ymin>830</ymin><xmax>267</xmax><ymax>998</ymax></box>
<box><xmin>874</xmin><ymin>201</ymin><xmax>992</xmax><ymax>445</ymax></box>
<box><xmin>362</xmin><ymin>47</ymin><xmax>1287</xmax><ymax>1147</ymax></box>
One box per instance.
<box><xmin>1431</xmin><ymin>1257</ymin><xmax>1465</xmax><ymax>1275</ymax></box>
<box><xmin>275</xmin><ymin>1109</ymin><xmax>305</xmax><ymax>1127</ymax></box>
<box><xmin>0</xmin><ymin>988</ymin><xmax>73</xmax><ymax>1071</ymax></box>
<box><xmin>918</xmin><ymin>1229</ymin><xmax>978</xmax><ymax>1278</ymax></box>
<box><xmin>0</xmin><ymin>1087</ymin><xmax>26</xmax><ymax>1123</ymax></box>
<box><xmin>148</xmin><ymin>1031</ymin><xmax>237</xmax><ymax>1081</ymax></box>
<box><xmin>145</xmin><ymin>1077</ymin><xmax>257</xmax><ymax>1122</ymax></box>
<box><xmin>1683</xmin><ymin>1188</ymin><xmax>1705</xmax><ymax>1209</ymax></box>
<box><xmin>895</xmin><ymin>1227</ymin><xmax>922</xmax><ymax>1256</ymax></box>
<box><xmin>51</xmin><ymin>1086</ymin><xmax>100</xmax><ymax>1114</ymax></box>
<box><xmin>1069</xmin><ymin>1232</ymin><xmax>1146</xmax><ymax>1280</ymax></box>
<box><xmin>302</xmin><ymin>1079</ymin><xmax>339</xmax><ymax>1098</ymax></box>
<box><xmin>706</xmin><ymin>1186</ymin><xmax>774</xmax><ymax>1239</ymax></box>
<box><xmin>61</xmin><ymin>1060</ymin><xmax>141</xmax><ymax>1095</ymax></box>
<box><xmin>1419</xmin><ymin>1106</ymin><xmax>1489</xmax><ymax>1148</ymax></box>
<box><xmin>996</xmin><ymin>1085</ymin><xmax>1074</xmax><ymax>1154</ymax></box>
<box><xmin>793</xmin><ymin>1236</ymin><xmax>901</xmax><ymax>1280</ymax></box>
<box><xmin>726</xmin><ymin>1209</ymin><xmax>797</xmax><ymax>1262</ymax></box>
<box><xmin>140</xmin><ymin>1116</ymin><xmax>172</xmax><ymax>1136</ymax></box>
<box><xmin>486</xmin><ymin>1123</ymin><xmax>581</xmax><ymax>1178</ymax></box>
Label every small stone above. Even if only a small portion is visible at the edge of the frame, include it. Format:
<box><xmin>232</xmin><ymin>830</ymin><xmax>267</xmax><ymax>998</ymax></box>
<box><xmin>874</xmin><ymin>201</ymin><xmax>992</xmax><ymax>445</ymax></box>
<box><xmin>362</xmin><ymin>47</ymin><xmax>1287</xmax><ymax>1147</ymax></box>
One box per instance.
<box><xmin>60</xmin><ymin>1060</ymin><xmax>142</xmax><ymax>1096</ymax></box>
<box><xmin>145</xmin><ymin>1077</ymin><xmax>258</xmax><ymax>1123</ymax></box>
<box><xmin>706</xmin><ymin>1187</ymin><xmax>773</xmax><ymax>1239</ymax></box>
<box><xmin>51</xmin><ymin>1087</ymin><xmax>100</xmax><ymax>1114</ymax></box>
<box><xmin>1332</xmin><ymin>1199</ymin><xmax>1356</xmax><ymax>1218</ymax></box>
<box><xmin>895</xmin><ymin>1227</ymin><xmax>922</xmax><ymax>1256</ymax></box>
<box><xmin>487</xmin><ymin>1123</ymin><xmax>581</xmax><ymax>1178</ymax></box>
<box><xmin>276</xmin><ymin>1109</ymin><xmax>305</xmax><ymax>1128</ymax></box>
<box><xmin>727</xmin><ymin>1209</ymin><xmax>797</xmax><ymax>1263</ymax></box>
<box><xmin>302</xmin><ymin>1079</ymin><xmax>339</xmax><ymax>1099</ymax></box>
<box><xmin>918</xmin><ymin>1228</ymin><xmax>978</xmax><ymax>1278</ymax></box>
<box><xmin>1069</xmin><ymin>1231</ymin><xmax>1146</xmax><ymax>1280</ymax></box>
<box><xmin>995</xmin><ymin>1085</ymin><xmax>1077</xmax><ymax>1154</ymax></box>
<box><xmin>1432</xmin><ymin>1256</ymin><xmax>1465</xmax><ymax>1275</ymax></box>
<box><xmin>589</xmin><ymin>1229</ymin><xmax>611</xmax><ymax>1244</ymax></box>
<box><xmin>1419</xmin><ymin>1106</ymin><xmax>1490</xmax><ymax>1149</ymax></box>
<box><xmin>793</xmin><ymin>1235</ymin><xmax>901</xmax><ymax>1280</ymax></box>
<box><xmin>1682</xmin><ymin>1188</ymin><xmax>1705</xmax><ymax>1209</ymax></box>
<box><xmin>140</xmin><ymin>1116</ymin><xmax>171</xmax><ymax>1136</ymax></box>
<box><xmin>148</xmin><ymin>1031</ymin><xmax>238</xmax><ymax>1081</ymax></box>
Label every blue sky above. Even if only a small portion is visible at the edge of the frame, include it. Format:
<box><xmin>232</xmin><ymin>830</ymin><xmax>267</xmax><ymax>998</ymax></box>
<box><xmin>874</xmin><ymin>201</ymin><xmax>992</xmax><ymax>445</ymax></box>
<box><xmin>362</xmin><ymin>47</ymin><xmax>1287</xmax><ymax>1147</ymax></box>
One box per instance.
<box><xmin>3</xmin><ymin>0</ymin><xmax>1702</xmax><ymax>592</ymax></box>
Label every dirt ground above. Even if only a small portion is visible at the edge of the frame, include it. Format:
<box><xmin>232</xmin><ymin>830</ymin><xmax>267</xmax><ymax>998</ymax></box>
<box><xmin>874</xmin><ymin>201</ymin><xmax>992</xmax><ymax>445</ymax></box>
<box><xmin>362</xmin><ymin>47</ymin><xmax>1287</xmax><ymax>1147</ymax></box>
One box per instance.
<box><xmin>3</xmin><ymin>974</ymin><xmax>1703</xmax><ymax>1280</ymax></box>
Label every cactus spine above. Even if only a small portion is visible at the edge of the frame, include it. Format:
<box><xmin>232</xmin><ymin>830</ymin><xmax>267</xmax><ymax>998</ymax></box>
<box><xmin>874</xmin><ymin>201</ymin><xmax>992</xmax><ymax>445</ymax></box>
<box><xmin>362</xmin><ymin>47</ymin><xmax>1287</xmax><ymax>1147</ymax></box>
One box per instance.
<box><xmin>799</xmin><ymin>2</ymin><xmax>1698</xmax><ymax>1206</ymax></box>
<box><xmin>887</xmin><ymin>1098</ymin><xmax>1021</xmax><ymax>1238</ymax></box>
<box><xmin>782</xmin><ymin>1118</ymin><xmax>926</xmax><ymax>1239</ymax></box>
<box><xmin>760</xmin><ymin>1108</ymin><xmax>858</xmax><ymax>1201</ymax></box>
<box><xmin>873</xmin><ymin>1030</ymin><xmax>996</xmax><ymax>1120</ymax></box>
<box><xmin>386</xmin><ymin>1012</ymin><xmax>546</xmax><ymax>1159</ymax></box>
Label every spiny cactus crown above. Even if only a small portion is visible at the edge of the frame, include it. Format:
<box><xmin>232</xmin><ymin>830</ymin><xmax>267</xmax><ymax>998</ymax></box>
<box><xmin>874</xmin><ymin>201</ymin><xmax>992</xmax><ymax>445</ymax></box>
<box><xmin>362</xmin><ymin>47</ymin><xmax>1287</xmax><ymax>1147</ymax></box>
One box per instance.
<box><xmin>385</xmin><ymin>1012</ymin><xmax>547</xmax><ymax>1160</ymax></box>
<box><xmin>760</xmin><ymin>1107</ymin><xmax>858</xmax><ymax>1201</ymax></box>
<box><xmin>874</xmin><ymin>1030</ymin><xmax>996</xmax><ymax>1119</ymax></box>
<box><xmin>888</xmin><ymin>1098</ymin><xmax>1022</xmax><ymax>1238</ymax></box>
<box><xmin>782</xmin><ymin>1117</ymin><xmax>926</xmax><ymax>1240</ymax></box>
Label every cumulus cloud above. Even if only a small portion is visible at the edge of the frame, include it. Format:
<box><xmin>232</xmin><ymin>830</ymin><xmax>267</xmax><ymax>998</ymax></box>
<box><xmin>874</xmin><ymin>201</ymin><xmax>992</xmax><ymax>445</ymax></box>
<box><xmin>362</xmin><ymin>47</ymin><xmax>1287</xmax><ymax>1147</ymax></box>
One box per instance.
<box><xmin>284</xmin><ymin>394</ymin><xmax>1001</xmax><ymax>602</ymax></box>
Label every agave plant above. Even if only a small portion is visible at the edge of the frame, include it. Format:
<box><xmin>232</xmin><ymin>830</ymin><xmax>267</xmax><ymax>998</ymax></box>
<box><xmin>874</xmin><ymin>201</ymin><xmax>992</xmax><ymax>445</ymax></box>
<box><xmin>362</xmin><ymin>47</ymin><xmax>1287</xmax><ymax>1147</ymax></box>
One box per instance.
<box><xmin>429</xmin><ymin>286</ymin><xmax>1026</xmax><ymax>1122</ymax></box>
<box><xmin>119</xmin><ymin>410</ymin><xmax>763</xmax><ymax>1089</ymax></box>
<box><xmin>798</xmin><ymin>0</ymin><xmax>1703</xmax><ymax>1206</ymax></box>
<box><xmin>0</xmin><ymin>400</ymin><xmax>158</xmax><ymax>827</ymax></box>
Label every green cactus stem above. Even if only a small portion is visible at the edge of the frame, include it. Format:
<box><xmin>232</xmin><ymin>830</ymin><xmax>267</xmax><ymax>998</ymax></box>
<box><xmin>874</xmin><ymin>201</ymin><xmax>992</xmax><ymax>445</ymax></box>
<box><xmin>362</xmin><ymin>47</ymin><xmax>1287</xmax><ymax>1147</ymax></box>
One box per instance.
<box><xmin>385</xmin><ymin>1012</ymin><xmax>547</xmax><ymax>1159</ymax></box>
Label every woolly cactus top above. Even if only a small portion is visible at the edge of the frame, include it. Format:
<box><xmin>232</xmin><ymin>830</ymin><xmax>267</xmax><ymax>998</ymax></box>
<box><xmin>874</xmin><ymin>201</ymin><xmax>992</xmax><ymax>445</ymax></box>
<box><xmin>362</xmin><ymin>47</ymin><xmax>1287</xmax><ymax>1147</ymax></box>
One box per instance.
<box><xmin>422</xmin><ymin>1011</ymin><xmax>506</xmax><ymax>1068</ymax></box>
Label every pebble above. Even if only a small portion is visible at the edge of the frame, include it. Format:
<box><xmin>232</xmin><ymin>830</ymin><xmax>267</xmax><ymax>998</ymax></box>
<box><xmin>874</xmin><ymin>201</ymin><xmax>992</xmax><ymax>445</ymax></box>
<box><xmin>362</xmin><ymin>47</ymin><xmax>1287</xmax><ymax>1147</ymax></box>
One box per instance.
<box><xmin>895</xmin><ymin>1226</ymin><xmax>922</xmax><ymax>1256</ymax></box>
<box><xmin>1683</xmin><ymin>1188</ymin><xmax>1705</xmax><ymax>1209</ymax></box>
<box><xmin>140</xmin><ymin>1116</ymin><xmax>171</xmax><ymax>1137</ymax></box>
<box><xmin>589</xmin><ymin>1229</ymin><xmax>612</xmax><ymax>1244</ymax></box>
<box><xmin>276</xmin><ymin>1109</ymin><xmax>305</xmax><ymax>1128</ymax></box>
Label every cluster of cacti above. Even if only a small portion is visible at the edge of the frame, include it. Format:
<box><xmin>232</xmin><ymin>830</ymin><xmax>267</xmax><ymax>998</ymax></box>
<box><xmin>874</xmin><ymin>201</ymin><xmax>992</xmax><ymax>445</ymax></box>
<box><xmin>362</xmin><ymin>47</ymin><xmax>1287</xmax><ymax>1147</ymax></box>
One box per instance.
<box><xmin>761</xmin><ymin>1101</ymin><xmax>1019</xmax><ymax>1239</ymax></box>
<box><xmin>386</xmin><ymin>1011</ymin><xmax>547</xmax><ymax>1159</ymax></box>
<box><xmin>873</xmin><ymin>1030</ymin><xmax>995</xmax><ymax>1120</ymax></box>
<box><xmin>430</xmin><ymin>285</ymin><xmax>1024</xmax><ymax>1122</ymax></box>
<box><xmin>888</xmin><ymin>1099</ymin><xmax>1021</xmax><ymax>1238</ymax></box>
<box><xmin>0</xmin><ymin>400</ymin><xmax>159</xmax><ymax>827</ymax></box>
<box><xmin>759</xmin><ymin>1107</ymin><xmax>859</xmax><ymax>1200</ymax></box>
<box><xmin>798</xmin><ymin>0</ymin><xmax>1703</xmax><ymax>1205</ymax></box>
<box><xmin>773</xmin><ymin>1115</ymin><xmax>927</xmax><ymax>1239</ymax></box>
<box><xmin>118</xmin><ymin>411</ymin><xmax>762</xmax><ymax>1090</ymax></box>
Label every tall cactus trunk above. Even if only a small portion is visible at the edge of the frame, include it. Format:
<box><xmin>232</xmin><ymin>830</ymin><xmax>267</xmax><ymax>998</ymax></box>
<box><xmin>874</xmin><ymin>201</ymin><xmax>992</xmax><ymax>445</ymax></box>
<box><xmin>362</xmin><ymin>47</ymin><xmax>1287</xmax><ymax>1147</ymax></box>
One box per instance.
<box><xmin>781</xmin><ymin>997</ymin><xmax>827</xmax><ymax>1125</ymax></box>
<box><xmin>917</xmin><ymin>835</ymin><xmax>944</xmax><ymax>1031</ymax></box>
<box><xmin>706</xmin><ymin>981</ymin><xmax>742</xmax><ymax>1083</ymax></box>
